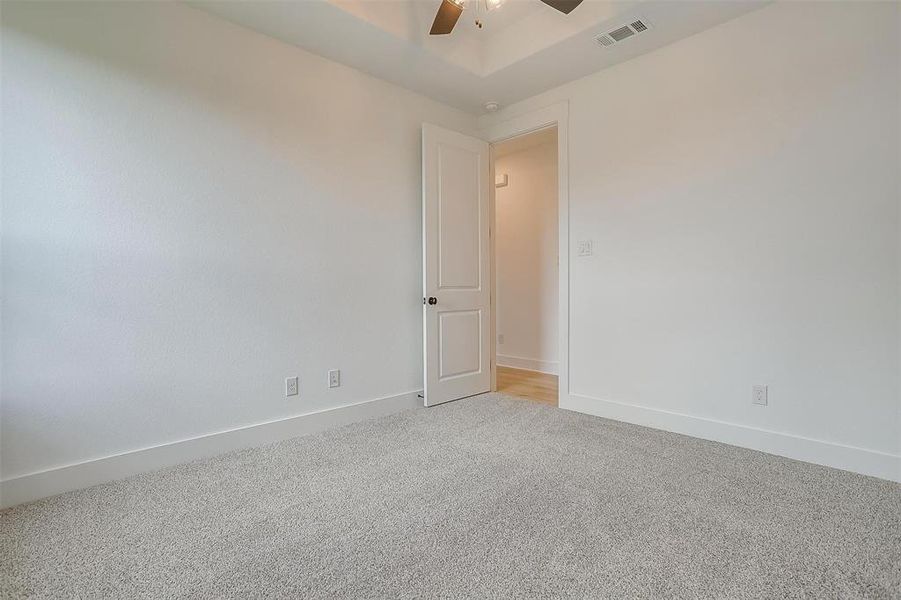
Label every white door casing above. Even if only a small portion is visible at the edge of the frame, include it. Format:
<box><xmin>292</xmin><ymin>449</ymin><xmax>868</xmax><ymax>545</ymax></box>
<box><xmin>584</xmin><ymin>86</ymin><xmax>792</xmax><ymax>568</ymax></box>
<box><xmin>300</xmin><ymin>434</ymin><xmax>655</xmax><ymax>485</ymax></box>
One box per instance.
<box><xmin>482</xmin><ymin>101</ymin><xmax>569</xmax><ymax>407</ymax></box>
<box><xmin>422</xmin><ymin>124</ymin><xmax>490</xmax><ymax>407</ymax></box>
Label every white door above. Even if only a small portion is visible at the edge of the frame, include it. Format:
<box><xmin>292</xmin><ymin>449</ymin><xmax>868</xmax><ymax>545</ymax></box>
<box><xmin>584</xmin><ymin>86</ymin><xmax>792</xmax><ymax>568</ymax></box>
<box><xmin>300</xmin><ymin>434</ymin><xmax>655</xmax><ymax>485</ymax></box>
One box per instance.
<box><xmin>422</xmin><ymin>123</ymin><xmax>490</xmax><ymax>407</ymax></box>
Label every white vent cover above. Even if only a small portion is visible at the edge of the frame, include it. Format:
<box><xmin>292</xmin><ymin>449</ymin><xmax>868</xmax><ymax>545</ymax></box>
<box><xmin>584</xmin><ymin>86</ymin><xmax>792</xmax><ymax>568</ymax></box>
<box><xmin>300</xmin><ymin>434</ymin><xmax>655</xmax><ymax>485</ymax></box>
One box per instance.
<box><xmin>594</xmin><ymin>18</ymin><xmax>651</xmax><ymax>49</ymax></box>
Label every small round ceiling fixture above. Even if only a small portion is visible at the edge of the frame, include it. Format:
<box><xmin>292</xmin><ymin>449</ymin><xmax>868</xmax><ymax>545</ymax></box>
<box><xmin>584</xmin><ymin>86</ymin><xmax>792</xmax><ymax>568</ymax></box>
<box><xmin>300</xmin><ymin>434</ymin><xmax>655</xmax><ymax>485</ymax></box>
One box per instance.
<box><xmin>484</xmin><ymin>101</ymin><xmax>500</xmax><ymax>112</ymax></box>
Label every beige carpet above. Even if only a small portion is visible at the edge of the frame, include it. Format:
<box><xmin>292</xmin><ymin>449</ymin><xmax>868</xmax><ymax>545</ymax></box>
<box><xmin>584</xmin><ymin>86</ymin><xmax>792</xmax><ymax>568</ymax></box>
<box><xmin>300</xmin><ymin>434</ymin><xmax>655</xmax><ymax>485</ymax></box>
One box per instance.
<box><xmin>2</xmin><ymin>393</ymin><xmax>899</xmax><ymax>598</ymax></box>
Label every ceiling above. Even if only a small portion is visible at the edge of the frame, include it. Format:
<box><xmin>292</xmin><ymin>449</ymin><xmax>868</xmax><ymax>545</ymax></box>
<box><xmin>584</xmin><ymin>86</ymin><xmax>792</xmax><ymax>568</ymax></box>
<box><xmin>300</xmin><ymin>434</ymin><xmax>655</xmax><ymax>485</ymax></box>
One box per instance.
<box><xmin>189</xmin><ymin>0</ymin><xmax>767</xmax><ymax>114</ymax></box>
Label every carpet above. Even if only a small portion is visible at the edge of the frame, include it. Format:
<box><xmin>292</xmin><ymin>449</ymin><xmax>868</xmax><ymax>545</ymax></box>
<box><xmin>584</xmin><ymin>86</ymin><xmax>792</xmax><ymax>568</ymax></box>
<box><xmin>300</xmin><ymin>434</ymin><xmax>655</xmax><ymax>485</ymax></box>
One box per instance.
<box><xmin>1</xmin><ymin>394</ymin><xmax>899</xmax><ymax>599</ymax></box>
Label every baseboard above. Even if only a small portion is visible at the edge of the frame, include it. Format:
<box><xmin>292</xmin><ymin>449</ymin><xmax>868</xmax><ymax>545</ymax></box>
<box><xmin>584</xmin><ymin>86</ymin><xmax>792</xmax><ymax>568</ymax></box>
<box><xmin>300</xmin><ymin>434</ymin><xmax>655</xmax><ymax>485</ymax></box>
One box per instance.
<box><xmin>0</xmin><ymin>390</ymin><xmax>423</xmax><ymax>509</ymax></box>
<box><xmin>562</xmin><ymin>393</ymin><xmax>901</xmax><ymax>483</ymax></box>
<box><xmin>496</xmin><ymin>354</ymin><xmax>558</xmax><ymax>375</ymax></box>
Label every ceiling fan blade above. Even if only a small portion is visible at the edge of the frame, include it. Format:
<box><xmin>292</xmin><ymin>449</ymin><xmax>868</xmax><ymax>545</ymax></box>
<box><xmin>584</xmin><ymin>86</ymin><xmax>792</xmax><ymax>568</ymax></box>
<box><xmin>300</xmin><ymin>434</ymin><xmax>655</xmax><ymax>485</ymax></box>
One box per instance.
<box><xmin>538</xmin><ymin>0</ymin><xmax>584</xmax><ymax>15</ymax></box>
<box><xmin>429</xmin><ymin>0</ymin><xmax>464</xmax><ymax>35</ymax></box>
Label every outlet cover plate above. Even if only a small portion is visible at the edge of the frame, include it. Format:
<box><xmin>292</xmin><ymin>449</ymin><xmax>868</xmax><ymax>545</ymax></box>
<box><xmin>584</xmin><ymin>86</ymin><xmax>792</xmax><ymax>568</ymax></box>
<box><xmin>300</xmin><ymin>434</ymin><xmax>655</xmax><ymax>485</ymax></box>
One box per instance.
<box><xmin>286</xmin><ymin>376</ymin><xmax>299</xmax><ymax>397</ymax></box>
<box><xmin>328</xmin><ymin>369</ymin><xmax>341</xmax><ymax>388</ymax></box>
<box><xmin>752</xmin><ymin>384</ymin><xmax>767</xmax><ymax>406</ymax></box>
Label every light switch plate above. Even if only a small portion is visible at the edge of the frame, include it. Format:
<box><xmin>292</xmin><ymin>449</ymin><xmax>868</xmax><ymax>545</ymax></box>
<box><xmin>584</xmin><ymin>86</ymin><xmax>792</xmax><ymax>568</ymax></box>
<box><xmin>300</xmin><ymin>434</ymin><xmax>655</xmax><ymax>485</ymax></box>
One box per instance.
<box><xmin>577</xmin><ymin>240</ymin><xmax>593</xmax><ymax>257</ymax></box>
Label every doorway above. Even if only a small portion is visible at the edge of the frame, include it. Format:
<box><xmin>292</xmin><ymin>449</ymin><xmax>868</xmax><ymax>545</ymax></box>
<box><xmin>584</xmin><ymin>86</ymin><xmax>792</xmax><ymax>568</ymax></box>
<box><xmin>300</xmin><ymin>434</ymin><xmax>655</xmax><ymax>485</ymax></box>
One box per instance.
<box><xmin>421</xmin><ymin>102</ymin><xmax>569</xmax><ymax>408</ymax></box>
<box><xmin>491</xmin><ymin>127</ymin><xmax>559</xmax><ymax>406</ymax></box>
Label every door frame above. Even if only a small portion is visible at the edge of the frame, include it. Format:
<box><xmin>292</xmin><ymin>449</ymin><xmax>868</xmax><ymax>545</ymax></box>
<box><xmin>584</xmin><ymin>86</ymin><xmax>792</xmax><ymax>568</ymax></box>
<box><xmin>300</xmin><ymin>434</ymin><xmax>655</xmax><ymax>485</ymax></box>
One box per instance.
<box><xmin>482</xmin><ymin>102</ymin><xmax>570</xmax><ymax>405</ymax></box>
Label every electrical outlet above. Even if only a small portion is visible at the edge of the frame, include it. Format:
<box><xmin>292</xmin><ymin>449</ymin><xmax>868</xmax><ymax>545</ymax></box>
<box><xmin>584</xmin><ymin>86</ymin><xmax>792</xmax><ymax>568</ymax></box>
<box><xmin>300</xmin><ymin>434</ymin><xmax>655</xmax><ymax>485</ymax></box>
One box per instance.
<box><xmin>577</xmin><ymin>240</ymin><xmax>593</xmax><ymax>257</ymax></box>
<box><xmin>328</xmin><ymin>369</ymin><xmax>341</xmax><ymax>388</ymax></box>
<box><xmin>752</xmin><ymin>384</ymin><xmax>767</xmax><ymax>406</ymax></box>
<box><xmin>498</xmin><ymin>333</ymin><xmax>505</xmax><ymax>345</ymax></box>
<box><xmin>285</xmin><ymin>376</ymin><xmax>298</xmax><ymax>397</ymax></box>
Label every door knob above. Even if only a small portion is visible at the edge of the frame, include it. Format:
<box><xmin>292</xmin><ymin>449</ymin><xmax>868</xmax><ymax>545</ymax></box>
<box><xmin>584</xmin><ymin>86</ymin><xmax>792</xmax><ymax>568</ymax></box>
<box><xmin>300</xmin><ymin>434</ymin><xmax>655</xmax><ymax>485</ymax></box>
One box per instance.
<box><xmin>427</xmin><ymin>296</ymin><xmax>438</xmax><ymax>305</ymax></box>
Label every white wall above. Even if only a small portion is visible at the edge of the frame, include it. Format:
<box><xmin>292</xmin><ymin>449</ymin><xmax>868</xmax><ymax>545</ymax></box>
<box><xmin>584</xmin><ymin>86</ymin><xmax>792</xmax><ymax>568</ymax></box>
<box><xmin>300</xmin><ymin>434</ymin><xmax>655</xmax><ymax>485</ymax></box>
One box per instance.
<box><xmin>495</xmin><ymin>138</ymin><xmax>558</xmax><ymax>374</ymax></box>
<box><xmin>0</xmin><ymin>1</ymin><xmax>476</xmax><ymax>482</ymax></box>
<box><xmin>2</xmin><ymin>0</ymin><xmax>899</xmax><ymax>491</ymax></box>
<box><xmin>482</xmin><ymin>1</ymin><xmax>900</xmax><ymax>479</ymax></box>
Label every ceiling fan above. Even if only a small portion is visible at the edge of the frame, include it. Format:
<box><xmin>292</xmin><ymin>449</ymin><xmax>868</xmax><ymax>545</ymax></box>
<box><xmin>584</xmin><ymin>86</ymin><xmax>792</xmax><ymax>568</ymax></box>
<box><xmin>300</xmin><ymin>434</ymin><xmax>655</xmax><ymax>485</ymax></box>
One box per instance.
<box><xmin>429</xmin><ymin>0</ymin><xmax>583</xmax><ymax>35</ymax></box>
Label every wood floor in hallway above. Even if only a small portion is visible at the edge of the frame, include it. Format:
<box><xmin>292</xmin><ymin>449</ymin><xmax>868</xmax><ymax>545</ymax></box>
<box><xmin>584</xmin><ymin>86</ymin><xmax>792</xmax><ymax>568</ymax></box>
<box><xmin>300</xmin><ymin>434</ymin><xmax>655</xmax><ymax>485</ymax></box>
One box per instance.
<box><xmin>496</xmin><ymin>366</ymin><xmax>558</xmax><ymax>406</ymax></box>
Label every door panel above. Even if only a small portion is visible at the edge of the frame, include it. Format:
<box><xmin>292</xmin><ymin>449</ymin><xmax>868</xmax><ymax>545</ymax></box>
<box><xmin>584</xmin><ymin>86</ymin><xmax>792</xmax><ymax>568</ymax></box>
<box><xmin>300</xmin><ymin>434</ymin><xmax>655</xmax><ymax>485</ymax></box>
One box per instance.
<box><xmin>439</xmin><ymin>310</ymin><xmax>482</xmax><ymax>379</ymax></box>
<box><xmin>438</xmin><ymin>144</ymin><xmax>481</xmax><ymax>290</ymax></box>
<box><xmin>423</xmin><ymin>124</ymin><xmax>490</xmax><ymax>407</ymax></box>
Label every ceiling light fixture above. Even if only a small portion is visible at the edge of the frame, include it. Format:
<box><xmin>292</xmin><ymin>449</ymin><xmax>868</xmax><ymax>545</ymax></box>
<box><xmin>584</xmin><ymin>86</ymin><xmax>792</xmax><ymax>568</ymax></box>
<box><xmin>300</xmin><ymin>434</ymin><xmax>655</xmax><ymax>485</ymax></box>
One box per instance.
<box><xmin>485</xmin><ymin>0</ymin><xmax>505</xmax><ymax>11</ymax></box>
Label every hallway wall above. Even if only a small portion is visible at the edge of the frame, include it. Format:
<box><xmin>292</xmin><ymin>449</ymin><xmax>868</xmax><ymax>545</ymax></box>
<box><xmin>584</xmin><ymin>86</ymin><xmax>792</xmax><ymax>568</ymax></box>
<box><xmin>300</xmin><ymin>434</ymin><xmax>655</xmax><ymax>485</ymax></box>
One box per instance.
<box><xmin>495</xmin><ymin>134</ymin><xmax>558</xmax><ymax>374</ymax></box>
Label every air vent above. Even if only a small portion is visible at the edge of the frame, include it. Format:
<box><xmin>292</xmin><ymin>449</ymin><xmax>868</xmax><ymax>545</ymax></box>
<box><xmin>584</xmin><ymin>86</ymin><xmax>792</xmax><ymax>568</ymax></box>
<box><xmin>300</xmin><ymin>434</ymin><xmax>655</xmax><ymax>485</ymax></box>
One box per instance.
<box><xmin>594</xmin><ymin>18</ymin><xmax>651</xmax><ymax>49</ymax></box>
<box><xmin>608</xmin><ymin>25</ymin><xmax>634</xmax><ymax>42</ymax></box>
<box><xmin>630</xmin><ymin>19</ymin><xmax>648</xmax><ymax>33</ymax></box>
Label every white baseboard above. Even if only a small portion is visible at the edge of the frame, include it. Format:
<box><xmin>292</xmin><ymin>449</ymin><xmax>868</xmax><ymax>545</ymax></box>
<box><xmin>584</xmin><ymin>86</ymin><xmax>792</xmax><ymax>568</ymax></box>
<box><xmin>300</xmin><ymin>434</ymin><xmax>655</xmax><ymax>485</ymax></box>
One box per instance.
<box><xmin>496</xmin><ymin>354</ymin><xmax>558</xmax><ymax>375</ymax></box>
<box><xmin>6</xmin><ymin>389</ymin><xmax>895</xmax><ymax>509</ymax></box>
<box><xmin>562</xmin><ymin>393</ymin><xmax>901</xmax><ymax>483</ymax></box>
<box><xmin>0</xmin><ymin>390</ymin><xmax>423</xmax><ymax>509</ymax></box>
